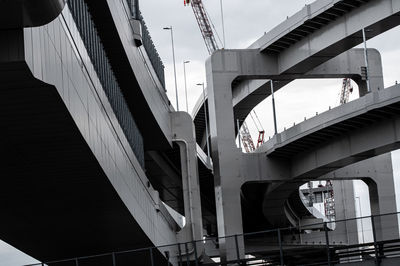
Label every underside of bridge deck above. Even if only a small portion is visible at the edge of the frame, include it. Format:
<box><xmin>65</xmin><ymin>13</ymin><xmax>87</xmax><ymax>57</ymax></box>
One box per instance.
<box><xmin>0</xmin><ymin>59</ymin><xmax>166</xmax><ymax>266</ymax></box>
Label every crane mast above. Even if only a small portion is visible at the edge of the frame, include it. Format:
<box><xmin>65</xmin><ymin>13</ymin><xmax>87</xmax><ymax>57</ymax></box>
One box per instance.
<box><xmin>186</xmin><ymin>0</ymin><xmax>219</xmax><ymax>54</ymax></box>
<box><xmin>250</xmin><ymin>111</ymin><xmax>265</xmax><ymax>148</ymax></box>
<box><xmin>339</xmin><ymin>78</ymin><xmax>353</xmax><ymax>104</ymax></box>
<box><xmin>240</xmin><ymin>121</ymin><xmax>256</xmax><ymax>153</ymax></box>
<box><xmin>240</xmin><ymin>114</ymin><xmax>266</xmax><ymax>153</ymax></box>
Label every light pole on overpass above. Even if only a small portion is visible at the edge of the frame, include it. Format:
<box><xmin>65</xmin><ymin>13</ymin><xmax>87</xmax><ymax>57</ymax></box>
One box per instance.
<box><xmin>362</xmin><ymin>28</ymin><xmax>372</xmax><ymax>93</ymax></box>
<box><xmin>183</xmin><ymin>60</ymin><xmax>190</xmax><ymax>113</ymax></box>
<box><xmin>270</xmin><ymin>80</ymin><xmax>278</xmax><ymax>135</ymax></box>
<box><xmin>220</xmin><ymin>0</ymin><xmax>226</xmax><ymax>48</ymax></box>
<box><xmin>164</xmin><ymin>26</ymin><xmax>179</xmax><ymax>111</ymax></box>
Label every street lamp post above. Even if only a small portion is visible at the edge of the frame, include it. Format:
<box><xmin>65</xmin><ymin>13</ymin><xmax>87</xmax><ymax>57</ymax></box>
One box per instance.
<box><xmin>362</xmin><ymin>28</ymin><xmax>371</xmax><ymax>93</ymax></box>
<box><xmin>183</xmin><ymin>61</ymin><xmax>190</xmax><ymax>113</ymax></box>
<box><xmin>270</xmin><ymin>80</ymin><xmax>278</xmax><ymax>135</ymax></box>
<box><xmin>163</xmin><ymin>26</ymin><xmax>179</xmax><ymax>111</ymax></box>
<box><xmin>220</xmin><ymin>0</ymin><xmax>226</xmax><ymax>48</ymax></box>
<box><xmin>356</xmin><ymin>196</ymin><xmax>365</xmax><ymax>244</ymax></box>
<box><xmin>197</xmin><ymin>83</ymin><xmax>211</xmax><ymax>163</ymax></box>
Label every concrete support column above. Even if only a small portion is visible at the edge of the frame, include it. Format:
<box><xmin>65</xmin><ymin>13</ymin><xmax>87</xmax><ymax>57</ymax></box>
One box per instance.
<box><xmin>331</xmin><ymin>180</ymin><xmax>359</xmax><ymax>245</ymax></box>
<box><xmin>172</xmin><ymin>112</ymin><xmax>204</xmax><ymax>259</ymax></box>
<box><xmin>364</xmin><ymin>154</ymin><xmax>399</xmax><ymax>242</ymax></box>
<box><xmin>322</xmin><ymin>154</ymin><xmax>399</xmax><ymax>242</ymax></box>
<box><xmin>206</xmin><ymin>53</ymin><xmax>246</xmax><ymax>262</ymax></box>
<box><xmin>295</xmin><ymin>180</ymin><xmax>358</xmax><ymax>247</ymax></box>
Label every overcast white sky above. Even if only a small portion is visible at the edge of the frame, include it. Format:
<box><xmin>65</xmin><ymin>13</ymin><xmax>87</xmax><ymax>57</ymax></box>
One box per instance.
<box><xmin>2</xmin><ymin>0</ymin><xmax>400</xmax><ymax>265</ymax></box>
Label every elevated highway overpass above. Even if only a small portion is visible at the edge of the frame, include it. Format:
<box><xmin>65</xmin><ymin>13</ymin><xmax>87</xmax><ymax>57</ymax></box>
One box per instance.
<box><xmin>232</xmin><ymin>0</ymin><xmax>400</xmax><ymax>123</ymax></box>
<box><xmin>251</xmin><ymin>83</ymin><xmax>400</xmax><ymax>228</ymax></box>
<box><xmin>2</xmin><ymin>0</ymin><xmax>400</xmax><ymax>264</ymax></box>
<box><xmin>193</xmin><ymin>47</ymin><xmax>384</xmax><ymax>148</ymax></box>
<box><xmin>201</xmin><ymin>0</ymin><xmax>400</xmax><ymax>262</ymax></box>
<box><xmin>0</xmin><ymin>0</ymin><xmax>205</xmax><ymax>264</ymax></box>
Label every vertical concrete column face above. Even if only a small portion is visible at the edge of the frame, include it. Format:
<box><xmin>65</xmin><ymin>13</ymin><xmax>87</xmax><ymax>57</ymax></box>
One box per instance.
<box><xmin>206</xmin><ymin>51</ymin><xmax>246</xmax><ymax>261</ymax></box>
<box><xmin>322</xmin><ymin>154</ymin><xmax>399</xmax><ymax>242</ymax></box>
<box><xmin>171</xmin><ymin>112</ymin><xmax>204</xmax><ymax>256</ymax></box>
<box><xmin>360</xmin><ymin>49</ymin><xmax>384</xmax><ymax>95</ymax></box>
<box><xmin>299</xmin><ymin>180</ymin><xmax>359</xmax><ymax>246</ymax></box>
<box><xmin>331</xmin><ymin>180</ymin><xmax>359</xmax><ymax>245</ymax></box>
<box><xmin>364</xmin><ymin>154</ymin><xmax>399</xmax><ymax>241</ymax></box>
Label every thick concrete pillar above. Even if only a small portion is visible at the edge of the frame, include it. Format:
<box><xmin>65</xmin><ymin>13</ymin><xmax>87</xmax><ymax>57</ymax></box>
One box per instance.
<box><xmin>206</xmin><ymin>52</ymin><xmax>248</xmax><ymax>262</ymax></box>
<box><xmin>363</xmin><ymin>154</ymin><xmax>399</xmax><ymax>241</ymax></box>
<box><xmin>171</xmin><ymin>112</ymin><xmax>204</xmax><ymax>259</ymax></box>
<box><xmin>298</xmin><ymin>180</ymin><xmax>358</xmax><ymax>246</ymax></box>
<box><xmin>207</xmin><ymin>84</ymin><xmax>245</xmax><ymax>261</ymax></box>
<box><xmin>323</xmin><ymin>153</ymin><xmax>399</xmax><ymax>242</ymax></box>
<box><xmin>331</xmin><ymin>180</ymin><xmax>359</xmax><ymax>245</ymax></box>
<box><xmin>205</xmin><ymin>49</ymin><xmax>278</xmax><ymax>262</ymax></box>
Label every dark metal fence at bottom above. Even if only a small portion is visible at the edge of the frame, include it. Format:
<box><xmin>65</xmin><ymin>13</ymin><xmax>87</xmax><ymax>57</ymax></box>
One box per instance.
<box><xmin>24</xmin><ymin>212</ymin><xmax>400</xmax><ymax>266</ymax></box>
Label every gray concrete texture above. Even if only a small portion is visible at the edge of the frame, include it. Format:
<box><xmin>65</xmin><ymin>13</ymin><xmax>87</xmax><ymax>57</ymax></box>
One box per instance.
<box><xmin>204</xmin><ymin>0</ymin><xmax>400</xmax><ymax>261</ymax></box>
<box><xmin>0</xmin><ymin>1</ymin><xmax>185</xmax><ymax>264</ymax></box>
<box><xmin>0</xmin><ymin>0</ymin><xmax>66</xmax><ymax>29</ymax></box>
<box><xmin>24</xmin><ymin>5</ymin><xmax>178</xmax><ymax>249</ymax></box>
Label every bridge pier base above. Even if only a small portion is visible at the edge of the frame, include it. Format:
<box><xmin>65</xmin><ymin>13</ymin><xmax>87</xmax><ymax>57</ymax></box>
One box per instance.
<box><xmin>172</xmin><ymin>112</ymin><xmax>204</xmax><ymax>260</ymax></box>
<box><xmin>205</xmin><ymin>54</ymin><xmax>251</xmax><ymax>262</ymax></box>
<box><xmin>324</xmin><ymin>153</ymin><xmax>399</xmax><ymax>242</ymax></box>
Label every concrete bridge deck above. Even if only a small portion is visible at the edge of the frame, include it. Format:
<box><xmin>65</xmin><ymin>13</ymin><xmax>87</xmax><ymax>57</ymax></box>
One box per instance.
<box><xmin>0</xmin><ymin>1</ymin><xmax>186</xmax><ymax>264</ymax></box>
<box><xmin>257</xmin><ymin>84</ymin><xmax>400</xmax><ymax>159</ymax></box>
<box><xmin>203</xmin><ymin>0</ymin><xmax>400</xmax><ymax>256</ymax></box>
<box><xmin>251</xmin><ymin>84</ymin><xmax>400</xmax><ymax>229</ymax></box>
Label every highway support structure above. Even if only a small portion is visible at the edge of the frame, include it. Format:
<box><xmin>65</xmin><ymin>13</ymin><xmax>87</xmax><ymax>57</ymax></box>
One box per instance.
<box><xmin>1</xmin><ymin>0</ymin><xmax>400</xmax><ymax>264</ymax></box>
<box><xmin>194</xmin><ymin>47</ymin><xmax>384</xmax><ymax>153</ymax></box>
<box><xmin>206</xmin><ymin>51</ymin><xmax>400</xmax><ymax>263</ymax></box>
<box><xmin>0</xmin><ymin>0</ymin><xmax>204</xmax><ymax>265</ymax></box>
<box><xmin>205</xmin><ymin>0</ymin><xmax>400</xmax><ymax>262</ymax></box>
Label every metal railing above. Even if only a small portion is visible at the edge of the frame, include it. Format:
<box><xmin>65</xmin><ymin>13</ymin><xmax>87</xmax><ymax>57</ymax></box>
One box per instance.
<box><xmin>24</xmin><ymin>212</ymin><xmax>400</xmax><ymax>266</ymax></box>
<box><xmin>126</xmin><ymin>0</ymin><xmax>166</xmax><ymax>88</ymax></box>
<box><xmin>67</xmin><ymin>0</ymin><xmax>145</xmax><ymax>167</ymax></box>
<box><xmin>126</xmin><ymin>0</ymin><xmax>139</xmax><ymax>18</ymax></box>
<box><xmin>138</xmin><ymin>11</ymin><xmax>166</xmax><ymax>88</ymax></box>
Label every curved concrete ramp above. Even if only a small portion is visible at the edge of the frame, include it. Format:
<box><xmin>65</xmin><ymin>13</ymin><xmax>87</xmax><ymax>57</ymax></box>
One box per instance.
<box><xmin>256</xmin><ymin>84</ymin><xmax>400</xmax><ymax>227</ymax></box>
<box><xmin>0</xmin><ymin>4</ymin><xmax>178</xmax><ymax>264</ymax></box>
<box><xmin>0</xmin><ymin>0</ymin><xmax>66</xmax><ymax>29</ymax></box>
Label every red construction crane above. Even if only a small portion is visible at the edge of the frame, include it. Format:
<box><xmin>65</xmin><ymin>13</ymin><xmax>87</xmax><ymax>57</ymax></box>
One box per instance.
<box><xmin>250</xmin><ymin>111</ymin><xmax>265</xmax><ymax>148</ymax></box>
<box><xmin>184</xmin><ymin>0</ymin><xmax>219</xmax><ymax>54</ymax></box>
<box><xmin>240</xmin><ymin>121</ymin><xmax>255</xmax><ymax>153</ymax></box>
<box><xmin>339</xmin><ymin>78</ymin><xmax>353</xmax><ymax>104</ymax></box>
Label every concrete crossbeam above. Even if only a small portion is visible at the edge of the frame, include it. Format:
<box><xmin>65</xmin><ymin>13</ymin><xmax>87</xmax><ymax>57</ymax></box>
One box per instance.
<box><xmin>232</xmin><ymin>48</ymin><xmax>384</xmax><ymax>123</ymax></box>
